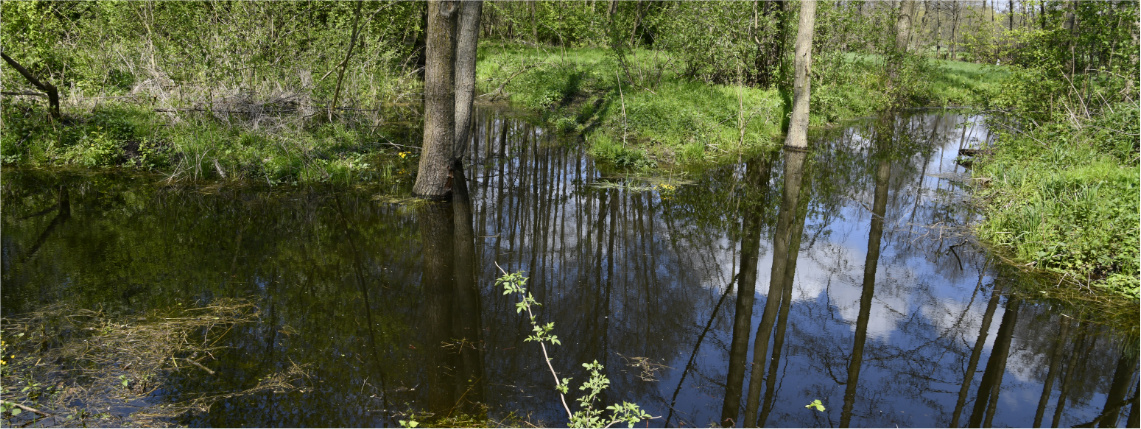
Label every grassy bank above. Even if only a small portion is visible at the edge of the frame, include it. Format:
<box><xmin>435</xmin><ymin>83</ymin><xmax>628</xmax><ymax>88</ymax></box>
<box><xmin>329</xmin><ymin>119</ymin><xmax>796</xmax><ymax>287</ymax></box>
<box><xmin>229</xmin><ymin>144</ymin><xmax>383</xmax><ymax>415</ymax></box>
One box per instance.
<box><xmin>1</xmin><ymin>98</ymin><xmax>422</xmax><ymax>187</ymax></box>
<box><xmin>476</xmin><ymin>43</ymin><xmax>1005</xmax><ymax>171</ymax></box>
<box><xmin>971</xmin><ymin>103</ymin><xmax>1140</xmax><ymax>300</ymax></box>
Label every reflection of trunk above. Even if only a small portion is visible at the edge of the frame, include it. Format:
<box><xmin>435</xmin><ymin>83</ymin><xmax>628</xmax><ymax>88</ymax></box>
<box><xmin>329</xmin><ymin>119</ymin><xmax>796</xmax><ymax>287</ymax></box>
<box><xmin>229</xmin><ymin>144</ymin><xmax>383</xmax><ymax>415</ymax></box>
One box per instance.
<box><xmin>951</xmin><ymin>288</ymin><xmax>1002</xmax><ymax>428</ymax></box>
<box><xmin>418</xmin><ymin>200</ymin><xmax>457</xmax><ymax>415</ymax></box>
<box><xmin>1128</xmin><ymin>388</ymin><xmax>1140</xmax><ymax>428</ymax></box>
<box><xmin>839</xmin><ymin>156</ymin><xmax>891</xmax><ymax>428</ymax></box>
<box><xmin>741</xmin><ymin>149</ymin><xmax>808</xmax><ymax>426</ymax></box>
<box><xmin>332</xmin><ymin>194</ymin><xmax>393</xmax><ymax>425</ymax></box>
<box><xmin>666</xmin><ymin>274</ymin><xmax>738</xmax><ymax>427</ymax></box>
<box><xmin>721</xmin><ymin>156</ymin><xmax>776</xmax><ymax>427</ymax></box>
<box><xmin>418</xmin><ymin>165</ymin><xmax>486</xmax><ymax>419</ymax></box>
<box><xmin>449</xmin><ymin>163</ymin><xmax>486</xmax><ymax>414</ymax></box>
<box><xmin>968</xmin><ymin>296</ymin><xmax>1022</xmax><ymax>428</ymax></box>
<box><xmin>1096</xmin><ymin>347</ymin><xmax>1138</xmax><ymax>427</ymax></box>
<box><xmin>755</xmin><ymin>150</ymin><xmax>809</xmax><ymax>428</ymax></box>
<box><xmin>454</xmin><ymin>1</ymin><xmax>483</xmax><ymax>159</ymax></box>
<box><xmin>1033</xmin><ymin>318</ymin><xmax>1071</xmax><ymax>427</ymax></box>
<box><xmin>19</xmin><ymin>187</ymin><xmax>71</xmax><ymax>264</ymax></box>
<box><xmin>1053</xmin><ymin>328</ymin><xmax>1093</xmax><ymax>428</ymax></box>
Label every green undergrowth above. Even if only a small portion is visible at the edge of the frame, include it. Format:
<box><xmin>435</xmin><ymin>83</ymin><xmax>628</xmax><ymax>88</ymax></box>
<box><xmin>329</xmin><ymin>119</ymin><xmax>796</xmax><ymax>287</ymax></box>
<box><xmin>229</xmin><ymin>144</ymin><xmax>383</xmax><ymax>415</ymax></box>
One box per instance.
<box><xmin>1</xmin><ymin>99</ymin><xmax>420</xmax><ymax>187</ymax></box>
<box><xmin>477</xmin><ymin>43</ymin><xmax>1005</xmax><ymax>172</ymax></box>
<box><xmin>972</xmin><ymin>103</ymin><xmax>1140</xmax><ymax>299</ymax></box>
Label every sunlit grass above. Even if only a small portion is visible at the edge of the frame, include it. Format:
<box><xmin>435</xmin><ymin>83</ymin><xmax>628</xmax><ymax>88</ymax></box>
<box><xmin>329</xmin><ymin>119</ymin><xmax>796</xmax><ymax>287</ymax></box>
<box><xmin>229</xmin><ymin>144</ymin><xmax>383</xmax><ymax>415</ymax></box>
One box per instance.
<box><xmin>973</xmin><ymin>104</ymin><xmax>1140</xmax><ymax>299</ymax></box>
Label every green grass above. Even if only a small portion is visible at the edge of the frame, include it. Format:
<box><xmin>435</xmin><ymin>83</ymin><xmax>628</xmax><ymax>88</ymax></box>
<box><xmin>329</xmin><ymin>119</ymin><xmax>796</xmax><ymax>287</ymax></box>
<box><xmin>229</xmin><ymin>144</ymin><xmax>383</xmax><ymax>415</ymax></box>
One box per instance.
<box><xmin>478</xmin><ymin>44</ymin><xmax>787</xmax><ymax>170</ymax></box>
<box><xmin>478</xmin><ymin>43</ymin><xmax>1005</xmax><ymax>172</ymax></box>
<box><xmin>1</xmin><ymin>99</ymin><xmax>420</xmax><ymax>188</ymax></box>
<box><xmin>972</xmin><ymin>103</ymin><xmax>1140</xmax><ymax>299</ymax></box>
<box><xmin>928</xmin><ymin>59</ymin><xmax>1009</xmax><ymax>106</ymax></box>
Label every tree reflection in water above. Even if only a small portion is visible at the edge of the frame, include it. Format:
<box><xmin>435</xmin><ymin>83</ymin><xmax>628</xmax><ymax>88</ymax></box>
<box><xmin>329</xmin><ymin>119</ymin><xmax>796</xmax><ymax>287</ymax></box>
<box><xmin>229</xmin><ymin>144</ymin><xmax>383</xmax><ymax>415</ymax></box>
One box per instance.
<box><xmin>0</xmin><ymin>109</ymin><xmax>1135</xmax><ymax>427</ymax></box>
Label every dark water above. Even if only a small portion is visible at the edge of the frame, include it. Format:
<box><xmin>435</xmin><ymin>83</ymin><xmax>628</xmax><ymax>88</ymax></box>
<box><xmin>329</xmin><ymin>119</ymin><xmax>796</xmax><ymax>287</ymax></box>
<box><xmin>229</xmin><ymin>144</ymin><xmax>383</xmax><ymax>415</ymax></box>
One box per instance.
<box><xmin>2</xmin><ymin>109</ymin><xmax>1136</xmax><ymax>427</ymax></box>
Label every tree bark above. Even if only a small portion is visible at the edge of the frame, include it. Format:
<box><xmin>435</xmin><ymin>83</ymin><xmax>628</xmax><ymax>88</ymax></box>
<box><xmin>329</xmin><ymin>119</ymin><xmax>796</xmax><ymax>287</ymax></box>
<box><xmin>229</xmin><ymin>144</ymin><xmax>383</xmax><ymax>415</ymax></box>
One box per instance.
<box><xmin>454</xmin><ymin>1</ymin><xmax>483</xmax><ymax>160</ymax></box>
<box><xmin>950</xmin><ymin>2</ymin><xmax>960</xmax><ymax>60</ymax></box>
<box><xmin>895</xmin><ymin>0</ymin><xmax>916</xmax><ymax>54</ymax></box>
<box><xmin>784</xmin><ymin>0</ymin><xmax>816</xmax><ymax>150</ymax></box>
<box><xmin>414</xmin><ymin>0</ymin><xmax>459</xmax><ymax>198</ymax></box>
<box><xmin>1008</xmin><ymin>0</ymin><xmax>1014</xmax><ymax>32</ymax></box>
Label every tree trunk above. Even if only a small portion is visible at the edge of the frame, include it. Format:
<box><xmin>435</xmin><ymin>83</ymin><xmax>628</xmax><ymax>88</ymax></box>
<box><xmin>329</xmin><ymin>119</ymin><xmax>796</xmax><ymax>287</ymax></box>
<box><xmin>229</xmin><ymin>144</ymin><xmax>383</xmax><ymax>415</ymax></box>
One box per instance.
<box><xmin>414</xmin><ymin>0</ymin><xmax>459</xmax><ymax>198</ymax></box>
<box><xmin>530</xmin><ymin>1</ymin><xmax>538</xmax><ymax>44</ymax></box>
<box><xmin>895</xmin><ymin>0</ymin><xmax>915</xmax><ymax>54</ymax></box>
<box><xmin>330</xmin><ymin>1</ymin><xmax>364</xmax><ymax>121</ymax></box>
<box><xmin>950</xmin><ymin>2</ymin><xmax>960</xmax><ymax>60</ymax></box>
<box><xmin>1008</xmin><ymin>0</ymin><xmax>1014</xmax><ymax>32</ymax></box>
<box><xmin>454</xmin><ymin>1</ymin><xmax>483</xmax><ymax>160</ymax></box>
<box><xmin>784</xmin><ymin>0</ymin><xmax>816</xmax><ymax>150</ymax></box>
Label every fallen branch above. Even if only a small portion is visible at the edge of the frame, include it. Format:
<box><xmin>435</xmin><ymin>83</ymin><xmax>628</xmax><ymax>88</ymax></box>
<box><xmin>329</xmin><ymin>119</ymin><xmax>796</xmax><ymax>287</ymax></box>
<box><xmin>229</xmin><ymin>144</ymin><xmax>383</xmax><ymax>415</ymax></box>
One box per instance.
<box><xmin>182</xmin><ymin>358</ymin><xmax>216</xmax><ymax>375</ymax></box>
<box><xmin>1</xmin><ymin>91</ymin><xmax>47</xmax><ymax>98</ymax></box>
<box><xmin>0</xmin><ymin>51</ymin><xmax>60</xmax><ymax>120</ymax></box>
<box><xmin>2</xmin><ymin>401</ymin><xmax>52</xmax><ymax>417</ymax></box>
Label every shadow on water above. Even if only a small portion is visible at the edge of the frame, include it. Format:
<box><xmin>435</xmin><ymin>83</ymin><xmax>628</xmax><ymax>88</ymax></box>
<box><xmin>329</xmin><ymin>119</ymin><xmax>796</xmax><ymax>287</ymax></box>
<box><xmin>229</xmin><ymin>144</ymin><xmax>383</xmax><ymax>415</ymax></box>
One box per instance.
<box><xmin>1</xmin><ymin>108</ymin><xmax>1136</xmax><ymax>427</ymax></box>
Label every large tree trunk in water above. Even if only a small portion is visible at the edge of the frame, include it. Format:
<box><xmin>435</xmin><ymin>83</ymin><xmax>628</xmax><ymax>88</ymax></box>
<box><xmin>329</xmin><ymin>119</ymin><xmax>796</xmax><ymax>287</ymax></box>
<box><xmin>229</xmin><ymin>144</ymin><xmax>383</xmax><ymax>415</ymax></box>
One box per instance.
<box><xmin>414</xmin><ymin>0</ymin><xmax>459</xmax><ymax>198</ymax></box>
<box><xmin>454</xmin><ymin>1</ymin><xmax>483</xmax><ymax>160</ymax></box>
<box><xmin>784</xmin><ymin>0</ymin><xmax>816</xmax><ymax>150</ymax></box>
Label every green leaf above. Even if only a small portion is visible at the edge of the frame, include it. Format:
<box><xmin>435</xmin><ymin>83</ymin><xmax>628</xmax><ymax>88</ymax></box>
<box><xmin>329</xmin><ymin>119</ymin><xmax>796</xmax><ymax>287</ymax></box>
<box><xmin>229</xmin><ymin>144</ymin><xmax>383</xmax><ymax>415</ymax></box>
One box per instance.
<box><xmin>806</xmin><ymin>399</ymin><xmax>825</xmax><ymax>412</ymax></box>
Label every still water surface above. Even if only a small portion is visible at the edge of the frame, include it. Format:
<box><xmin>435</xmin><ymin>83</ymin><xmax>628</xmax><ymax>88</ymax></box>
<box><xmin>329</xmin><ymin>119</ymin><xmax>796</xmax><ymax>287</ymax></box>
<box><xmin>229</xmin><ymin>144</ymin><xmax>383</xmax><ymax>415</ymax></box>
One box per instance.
<box><xmin>2</xmin><ymin>109</ymin><xmax>1135</xmax><ymax>427</ymax></box>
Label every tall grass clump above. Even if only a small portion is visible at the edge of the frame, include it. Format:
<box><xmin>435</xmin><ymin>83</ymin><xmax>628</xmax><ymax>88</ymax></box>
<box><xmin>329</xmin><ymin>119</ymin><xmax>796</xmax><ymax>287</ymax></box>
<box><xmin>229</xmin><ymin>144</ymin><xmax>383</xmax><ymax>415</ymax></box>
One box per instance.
<box><xmin>973</xmin><ymin>103</ymin><xmax>1140</xmax><ymax>299</ymax></box>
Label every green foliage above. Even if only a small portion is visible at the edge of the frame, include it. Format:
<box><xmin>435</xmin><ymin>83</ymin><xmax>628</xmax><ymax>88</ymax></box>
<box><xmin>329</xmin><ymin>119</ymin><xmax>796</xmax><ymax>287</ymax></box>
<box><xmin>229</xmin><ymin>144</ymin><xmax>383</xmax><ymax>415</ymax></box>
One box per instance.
<box><xmin>1</xmin><ymin>99</ymin><xmax>414</xmax><ymax>187</ymax></box>
<box><xmin>1</xmin><ymin>1</ymin><xmax>423</xmax><ymax>100</ymax></box>
<box><xmin>973</xmin><ymin>103</ymin><xmax>1140</xmax><ymax>299</ymax></box>
<box><xmin>568</xmin><ymin>361</ymin><xmax>652</xmax><ymax>429</ymax></box>
<box><xmin>970</xmin><ymin>1</ymin><xmax>1139</xmax><ymax>300</ymax></box>
<box><xmin>498</xmin><ymin>270</ymin><xmax>653</xmax><ymax>429</ymax></box>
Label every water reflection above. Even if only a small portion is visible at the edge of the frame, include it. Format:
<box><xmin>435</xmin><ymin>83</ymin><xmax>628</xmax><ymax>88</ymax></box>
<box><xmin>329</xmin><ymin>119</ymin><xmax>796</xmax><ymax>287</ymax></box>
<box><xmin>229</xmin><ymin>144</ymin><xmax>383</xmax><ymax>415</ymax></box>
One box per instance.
<box><xmin>1</xmin><ymin>109</ymin><xmax>1135</xmax><ymax>427</ymax></box>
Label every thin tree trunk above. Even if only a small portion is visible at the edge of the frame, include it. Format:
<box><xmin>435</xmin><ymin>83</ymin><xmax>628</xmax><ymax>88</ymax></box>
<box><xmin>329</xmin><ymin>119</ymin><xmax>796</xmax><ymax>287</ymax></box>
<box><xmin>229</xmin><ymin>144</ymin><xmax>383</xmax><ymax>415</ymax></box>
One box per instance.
<box><xmin>454</xmin><ymin>1</ymin><xmax>483</xmax><ymax>159</ymax></box>
<box><xmin>1008</xmin><ymin>0</ymin><xmax>1014</xmax><ymax>32</ymax></box>
<box><xmin>330</xmin><ymin>1</ymin><xmax>364</xmax><ymax>121</ymax></box>
<box><xmin>950</xmin><ymin>2</ymin><xmax>960</xmax><ymax>60</ymax></box>
<box><xmin>530</xmin><ymin>1</ymin><xmax>538</xmax><ymax>44</ymax></box>
<box><xmin>414</xmin><ymin>0</ymin><xmax>459</xmax><ymax>197</ymax></box>
<box><xmin>784</xmin><ymin>0</ymin><xmax>817</xmax><ymax>150</ymax></box>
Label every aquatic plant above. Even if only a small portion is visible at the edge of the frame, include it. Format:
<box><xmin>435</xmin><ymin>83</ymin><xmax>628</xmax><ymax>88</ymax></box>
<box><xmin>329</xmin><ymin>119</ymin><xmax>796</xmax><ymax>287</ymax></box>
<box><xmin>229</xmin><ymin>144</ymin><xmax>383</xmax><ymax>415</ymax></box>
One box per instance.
<box><xmin>496</xmin><ymin>264</ymin><xmax>653</xmax><ymax>428</ymax></box>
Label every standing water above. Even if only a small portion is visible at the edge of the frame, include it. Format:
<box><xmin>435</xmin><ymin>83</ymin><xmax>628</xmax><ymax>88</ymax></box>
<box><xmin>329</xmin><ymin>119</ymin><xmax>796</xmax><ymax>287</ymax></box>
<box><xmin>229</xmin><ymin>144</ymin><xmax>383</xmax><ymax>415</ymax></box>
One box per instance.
<box><xmin>1</xmin><ymin>109</ymin><xmax>1135</xmax><ymax>427</ymax></box>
